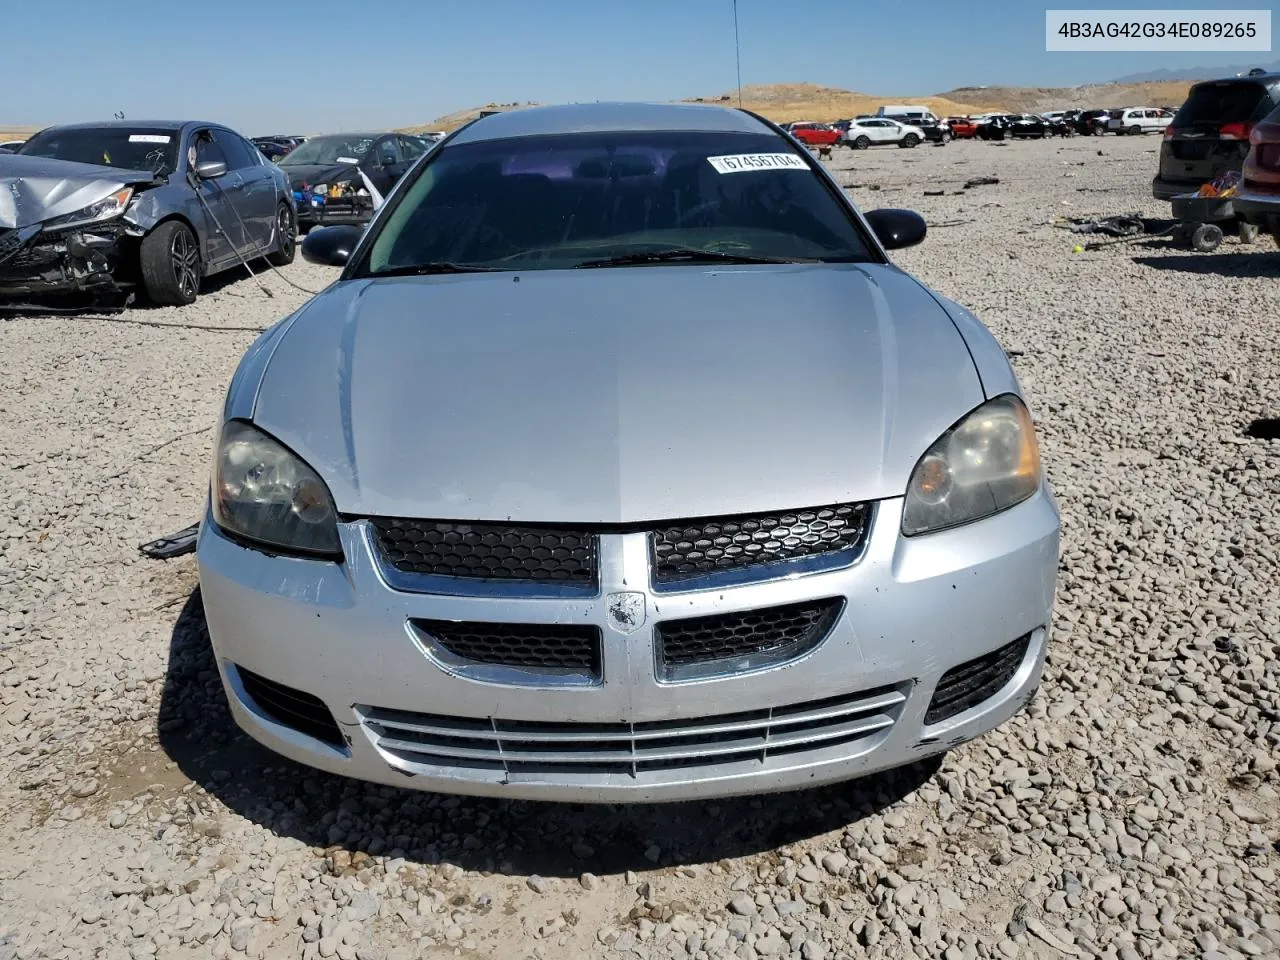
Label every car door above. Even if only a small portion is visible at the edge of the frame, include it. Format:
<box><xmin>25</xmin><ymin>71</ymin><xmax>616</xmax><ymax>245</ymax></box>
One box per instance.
<box><xmin>188</xmin><ymin>129</ymin><xmax>240</xmax><ymax>270</ymax></box>
<box><xmin>217</xmin><ymin>129</ymin><xmax>277</xmax><ymax>253</ymax></box>
<box><xmin>870</xmin><ymin>120</ymin><xmax>896</xmax><ymax>143</ymax></box>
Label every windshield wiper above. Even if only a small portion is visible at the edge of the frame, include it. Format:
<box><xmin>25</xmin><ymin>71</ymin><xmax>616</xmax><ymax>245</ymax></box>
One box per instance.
<box><xmin>366</xmin><ymin>262</ymin><xmax>508</xmax><ymax>278</ymax></box>
<box><xmin>574</xmin><ymin>249</ymin><xmax>816</xmax><ymax>269</ymax></box>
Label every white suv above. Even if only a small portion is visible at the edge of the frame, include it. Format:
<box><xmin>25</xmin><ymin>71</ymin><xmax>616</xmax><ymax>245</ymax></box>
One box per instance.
<box><xmin>1107</xmin><ymin>107</ymin><xmax>1174</xmax><ymax>135</ymax></box>
<box><xmin>842</xmin><ymin>118</ymin><xmax>926</xmax><ymax>149</ymax></box>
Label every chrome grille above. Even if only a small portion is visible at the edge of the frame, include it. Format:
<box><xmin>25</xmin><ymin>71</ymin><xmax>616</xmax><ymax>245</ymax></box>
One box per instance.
<box><xmin>412</xmin><ymin>618</ymin><xmax>601</xmax><ymax>674</ymax></box>
<box><xmin>655</xmin><ymin>598</ymin><xmax>844</xmax><ymax>681</ymax></box>
<box><xmin>650</xmin><ymin>503</ymin><xmax>871</xmax><ymax>586</ymax></box>
<box><xmin>368</xmin><ymin>518</ymin><xmax>597</xmax><ymax>585</ymax></box>
<box><xmin>358</xmin><ymin>684</ymin><xmax>907</xmax><ymax>778</ymax></box>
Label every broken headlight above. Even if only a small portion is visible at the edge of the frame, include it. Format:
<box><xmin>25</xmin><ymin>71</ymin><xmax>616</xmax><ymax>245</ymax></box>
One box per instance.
<box><xmin>901</xmin><ymin>394</ymin><xmax>1042</xmax><ymax>537</ymax></box>
<box><xmin>41</xmin><ymin>188</ymin><xmax>133</xmax><ymax>232</ymax></box>
<box><xmin>211</xmin><ymin>420</ymin><xmax>343</xmax><ymax>558</ymax></box>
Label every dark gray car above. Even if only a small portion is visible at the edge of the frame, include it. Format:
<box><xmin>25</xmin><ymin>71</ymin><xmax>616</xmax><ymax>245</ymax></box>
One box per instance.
<box><xmin>0</xmin><ymin>121</ymin><xmax>297</xmax><ymax>305</ymax></box>
<box><xmin>1153</xmin><ymin>74</ymin><xmax>1280</xmax><ymax>200</ymax></box>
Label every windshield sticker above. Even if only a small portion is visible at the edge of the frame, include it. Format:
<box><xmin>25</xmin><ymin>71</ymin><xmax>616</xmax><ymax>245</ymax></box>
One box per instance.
<box><xmin>128</xmin><ymin>134</ymin><xmax>171</xmax><ymax>144</ymax></box>
<box><xmin>707</xmin><ymin>153</ymin><xmax>808</xmax><ymax>174</ymax></box>
<box><xmin>336</xmin><ymin>156</ymin><xmax>360</xmax><ymax>164</ymax></box>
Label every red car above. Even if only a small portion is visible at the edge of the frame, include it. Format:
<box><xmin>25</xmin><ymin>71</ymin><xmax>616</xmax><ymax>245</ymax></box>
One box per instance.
<box><xmin>945</xmin><ymin>117</ymin><xmax>978</xmax><ymax>138</ymax></box>
<box><xmin>786</xmin><ymin>122</ymin><xmax>842</xmax><ymax>147</ymax></box>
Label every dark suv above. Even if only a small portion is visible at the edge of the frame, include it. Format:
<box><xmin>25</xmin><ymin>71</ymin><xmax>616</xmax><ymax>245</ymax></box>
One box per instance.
<box><xmin>1153</xmin><ymin>72</ymin><xmax>1280</xmax><ymax>200</ymax></box>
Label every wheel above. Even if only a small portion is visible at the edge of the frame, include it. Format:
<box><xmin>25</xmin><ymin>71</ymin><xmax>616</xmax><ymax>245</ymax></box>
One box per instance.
<box><xmin>1238</xmin><ymin>221</ymin><xmax>1260</xmax><ymax>244</ymax></box>
<box><xmin>266</xmin><ymin>204</ymin><xmax>296</xmax><ymax>266</ymax></box>
<box><xmin>1128</xmin><ymin>125</ymin><xmax>1142</xmax><ymax>136</ymax></box>
<box><xmin>901</xmin><ymin>134</ymin><xmax>920</xmax><ymax>148</ymax></box>
<box><xmin>139</xmin><ymin>220</ymin><xmax>200</xmax><ymax>306</ymax></box>
<box><xmin>940</xmin><ymin>131</ymin><xmax>952</xmax><ymax>144</ymax></box>
<box><xmin>854</xmin><ymin>135</ymin><xmax>870</xmax><ymax>150</ymax></box>
<box><xmin>1190</xmin><ymin>223</ymin><xmax>1223</xmax><ymax>252</ymax></box>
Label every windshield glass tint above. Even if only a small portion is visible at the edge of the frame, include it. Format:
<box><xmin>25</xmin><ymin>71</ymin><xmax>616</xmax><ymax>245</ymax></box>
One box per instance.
<box><xmin>20</xmin><ymin>128</ymin><xmax>178</xmax><ymax>172</ymax></box>
<box><xmin>280</xmin><ymin>136</ymin><xmax>375</xmax><ymax>166</ymax></box>
<box><xmin>1174</xmin><ymin>82</ymin><xmax>1273</xmax><ymax>126</ymax></box>
<box><xmin>361</xmin><ymin>131</ymin><xmax>872</xmax><ymax>273</ymax></box>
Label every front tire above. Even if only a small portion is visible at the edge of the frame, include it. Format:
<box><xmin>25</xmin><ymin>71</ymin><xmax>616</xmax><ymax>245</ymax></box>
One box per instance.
<box><xmin>901</xmin><ymin>134</ymin><xmax>920</xmax><ymax>148</ymax></box>
<box><xmin>854</xmin><ymin>135</ymin><xmax>870</xmax><ymax>150</ymax></box>
<box><xmin>940</xmin><ymin>131</ymin><xmax>952</xmax><ymax>144</ymax></box>
<box><xmin>139</xmin><ymin>221</ymin><xmax>200</xmax><ymax>306</ymax></box>
<box><xmin>1128</xmin><ymin>125</ymin><xmax>1142</xmax><ymax>136</ymax></box>
<box><xmin>266</xmin><ymin>204</ymin><xmax>296</xmax><ymax>267</ymax></box>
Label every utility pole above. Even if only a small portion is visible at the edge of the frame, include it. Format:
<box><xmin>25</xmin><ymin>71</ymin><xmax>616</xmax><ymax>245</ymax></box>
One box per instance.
<box><xmin>733</xmin><ymin>0</ymin><xmax>743</xmax><ymax>107</ymax></box>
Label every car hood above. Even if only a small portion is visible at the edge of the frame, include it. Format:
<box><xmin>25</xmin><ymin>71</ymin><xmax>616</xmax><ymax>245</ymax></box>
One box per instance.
<box><xmin>0</xmin><ymin>154</ymin><xmax>157</xmax><ymax>229</ymax></box>
<box><xmin>280</xmin><ymin>162</ymin><xmax>358</xmax><ymax>189</ymax></box>
<box><xmin>251</xmin><ymin>263</ymin><xmax>985</xmax><ymax>523</ymax></box>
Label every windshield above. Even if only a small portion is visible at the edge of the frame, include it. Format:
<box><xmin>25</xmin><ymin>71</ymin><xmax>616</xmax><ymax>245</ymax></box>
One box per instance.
<box><xmin>19</xmin><ymin>127</ymin><xmax>178</xmax><ymax>172</ymax></box>
<box><xmin>280</xmin><ymin>135</ymin><xmax>375</xmax><ymax>166</ymax></box>
<box><xmin>358</xmin><ymin>130</ymin><xmax>873</xmax><ymax>275</ymax></box>
<box><xmin>1174</xmin><ymin>81</ymin><xmax>1277</xmax><ymax>127</ymax></box>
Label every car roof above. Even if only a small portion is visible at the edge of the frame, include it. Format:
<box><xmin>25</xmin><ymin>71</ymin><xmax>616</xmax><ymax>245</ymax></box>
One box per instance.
<box><xmin>1192</xmin><ymin>72</ymin><xmax>1280</xmax><ymax>88</ymax></box>
<box><xmin>33</xmin><ymin>120</ymin><xmax>204</xmax><ymax>132</ymax></box>
<box><xmin>451</xmin><ymin>102</ymin><xmax>774</xmax><ymax>145</ymax></box>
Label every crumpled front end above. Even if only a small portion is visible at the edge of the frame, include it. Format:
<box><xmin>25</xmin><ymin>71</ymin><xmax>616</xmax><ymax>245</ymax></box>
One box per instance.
<box><xmin>0</xmin><ymin>220</ymin><xmax>137</xmax><ymax>299</ymax></box>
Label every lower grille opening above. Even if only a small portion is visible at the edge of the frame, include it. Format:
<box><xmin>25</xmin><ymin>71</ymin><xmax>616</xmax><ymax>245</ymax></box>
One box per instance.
<box><xmin>655</xmin><ymin>598</ymin><xmax>844</xmax><ymax>681</ymax></box>
<box><xmin>924</xmin><ymin>633</ymin><xmax>1032</xmax><ymax>726</ymax></box>
<box><xmin>237</xmin><ymin>667</ymin><xmax>345</xmax><ymax>747</ymax></box>
<box><xmin>412</xmin><ymin>619</ymin><xmax>602</xmax><ymax>675</ymax></box>
<box><xmin>360</xmin><ymin>682</ymin><xmax>907</xmax><ymax>779</ymax></box>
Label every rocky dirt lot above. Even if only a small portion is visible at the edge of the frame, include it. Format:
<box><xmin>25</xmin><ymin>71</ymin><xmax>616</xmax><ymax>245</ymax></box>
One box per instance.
<box><xmin>2</xmin><ymin>132</ymin><xmax>1279</xmax><ymax>960</ymax></box>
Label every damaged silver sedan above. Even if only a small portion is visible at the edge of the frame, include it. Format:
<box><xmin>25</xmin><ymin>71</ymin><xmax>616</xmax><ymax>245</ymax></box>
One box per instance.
<box><xmin>1</xmin><ymin>121</ymin><xmax>296</xmax><ymax>306</ymax></box>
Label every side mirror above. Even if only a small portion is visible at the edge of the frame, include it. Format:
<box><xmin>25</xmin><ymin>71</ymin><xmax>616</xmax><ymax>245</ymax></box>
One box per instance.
<box><xmin>301</xmin><ymin>224</ymin><xmax>363</xmax><ymax>267</ymax></box>
<box><xmin>864</xmin><ymin>208</ymin><xmax>927</xmax><ymax>250</ymax></box>
<box><xmin>194</xmin><ymin>159</ymin><xmax>227</xmax><ymax>180</ymax></box>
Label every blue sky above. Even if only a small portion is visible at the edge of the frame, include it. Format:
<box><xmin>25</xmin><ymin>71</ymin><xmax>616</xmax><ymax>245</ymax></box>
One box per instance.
<box><xmin>7</xmin><ymin>0</ymin><xmax>1272</xmax><ymax>134</ymax></box>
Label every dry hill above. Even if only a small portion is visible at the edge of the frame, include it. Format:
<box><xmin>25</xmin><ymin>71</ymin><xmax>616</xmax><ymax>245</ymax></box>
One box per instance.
<box><xmin>409</xmin><ymin>79</ymin><xmax>1200</xmax><ymax>133</ymax></box>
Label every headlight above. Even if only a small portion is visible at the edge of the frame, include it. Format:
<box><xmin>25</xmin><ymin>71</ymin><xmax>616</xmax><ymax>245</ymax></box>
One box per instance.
<box><xmin>41</xmin><ymin>188</ymin><xmax>133</xmax><ymax>232</ymax></box>
<box><xmin>310</xmin><ymin>183</ymin><xmax>327</xmax><ymax>195</ymax></box>
<box><xmin>211</xmin><ymin>420</ymin><xmax>343</xmax><ymax>557</ymax></box>
<box><xmin>902</xmin><ymin>394</ymin><xmax>1041</xmax><ymax>537</ymax></box>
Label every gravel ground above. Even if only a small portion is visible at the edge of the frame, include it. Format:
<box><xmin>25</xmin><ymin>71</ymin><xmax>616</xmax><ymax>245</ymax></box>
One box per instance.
<box><xmin>2</xmin><ymin>132</ymin><xmax>1279</xmax><ymax>960</ymax></box>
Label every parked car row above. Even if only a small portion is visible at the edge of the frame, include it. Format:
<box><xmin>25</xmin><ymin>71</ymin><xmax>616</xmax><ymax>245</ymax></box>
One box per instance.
<box><xmin>0</xmin><ymin>118</ymin><xmax>445</xmax><ymax>307</ymax></box>
<box><xmin>787</xmin><ymin>118</ymin><xmax>929</xmax><ymax>150</ymax></box>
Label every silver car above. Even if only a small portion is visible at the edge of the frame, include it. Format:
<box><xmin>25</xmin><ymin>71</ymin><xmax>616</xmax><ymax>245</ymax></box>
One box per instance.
<box><xmin>1</xmin><ymin>121</ymin><xmax>296</xmax><ymax>305</ymax></box>
<box><xmin>198</xmin><ymin>102</ymin><xmax>1060</xmax><ymax>803</ymax></box>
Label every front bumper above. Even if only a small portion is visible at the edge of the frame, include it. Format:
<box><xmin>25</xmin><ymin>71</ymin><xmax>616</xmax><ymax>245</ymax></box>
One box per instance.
<box><xmin>0</xmin><ymin>223</ymin><xmax>129</xmax><ymax>297</ymax></box>
<box><xmin>197</xmin><ymin>491</ymin><xmax>1060</xmax><ymax>802</ymax></box>
<box><xmin>292</xmin><ymin>191</ymin><xmax>373</xmax><ymax>228</ymax></box>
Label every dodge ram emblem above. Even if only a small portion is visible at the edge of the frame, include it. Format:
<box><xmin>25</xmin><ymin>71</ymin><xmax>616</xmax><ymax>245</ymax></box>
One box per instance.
<box><xmin>606</xmin><ymin>592</ymin><xmax>646</xmax><ymax>634</ymax></box>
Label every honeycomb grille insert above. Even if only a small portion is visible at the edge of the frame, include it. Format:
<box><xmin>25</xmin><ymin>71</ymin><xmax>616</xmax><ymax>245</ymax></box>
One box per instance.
<box><xmin>369</xmin><ymin>518</ymin><xmax>597</xmax><ymax>585</ymax></box>
<box><xmin>655</xmin><ymin>598</ymin><xmax>844</xmax><ymax>680</ymax></box>
<box><xmin>651</xmin><ymin>503</ymin><xmax>871</xmax><ymax>584</ymax></box>
<box><xmin>925</xmin><ymin>633</ymin><xmax>1031</xmax><ymax>725</ymax></box>
<box><xmin>413</xmin><ymin>619</ymin><xmax>602</xmax><ymax>674</ymax></box>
